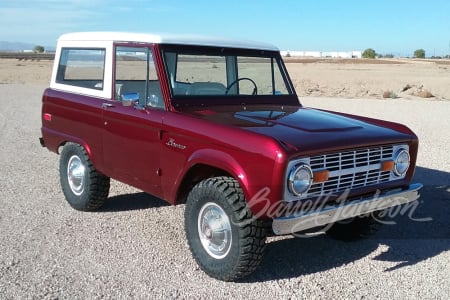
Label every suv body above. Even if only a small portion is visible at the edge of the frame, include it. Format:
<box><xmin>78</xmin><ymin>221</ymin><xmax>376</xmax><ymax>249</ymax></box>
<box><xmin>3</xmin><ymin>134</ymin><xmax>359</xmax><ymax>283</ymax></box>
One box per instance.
<box><xmin>40</xmin><ymin>32</ymin><xmax>422</xmax><ymax>281</ymax></box>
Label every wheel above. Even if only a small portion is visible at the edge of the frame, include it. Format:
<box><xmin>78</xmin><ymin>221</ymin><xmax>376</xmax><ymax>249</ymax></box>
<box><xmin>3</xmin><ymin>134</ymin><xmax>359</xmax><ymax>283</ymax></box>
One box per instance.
<box><xmin>225</xmin><ymin>77</ymin><xmax>258</xmax><ymax>95</ymax></box>
<box><xmin>59</xmin><ymin>143</ymin><xmax>110</xmax><ymax>211</ymax></box>
<box><xmin>325</xmin><ymin>210</ymin><xmax>386</xmax><ymax>241</ymax></box>
<box><xmin>184</xmin><ymin>176</ymin><xmax>266</xmax><ymax>281</ymax></box>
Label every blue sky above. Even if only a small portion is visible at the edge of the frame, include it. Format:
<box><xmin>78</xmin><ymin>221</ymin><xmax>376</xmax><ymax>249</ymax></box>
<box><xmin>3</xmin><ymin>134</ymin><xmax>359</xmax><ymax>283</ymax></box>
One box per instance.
<box><xmin>1</xmin><ymin>0</ymin><xmax>450</xmax><ymax>56</ymax></box>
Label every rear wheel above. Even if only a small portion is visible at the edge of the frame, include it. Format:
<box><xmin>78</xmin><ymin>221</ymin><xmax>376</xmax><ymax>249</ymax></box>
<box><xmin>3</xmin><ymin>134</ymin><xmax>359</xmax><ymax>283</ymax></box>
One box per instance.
<box><xmin>185</xmin><ymin>176</ymin><xmax>266</xmax><ymax>281</ymax></box>
<box><xmin>59</xmin><ymin>143</ymin><xmax>110</xmax><ymax>211</ymax></box>
<box><xmin>325</xmin><ymin>210</ymin><xmax>386</xmax><ymax>241</ymax></box>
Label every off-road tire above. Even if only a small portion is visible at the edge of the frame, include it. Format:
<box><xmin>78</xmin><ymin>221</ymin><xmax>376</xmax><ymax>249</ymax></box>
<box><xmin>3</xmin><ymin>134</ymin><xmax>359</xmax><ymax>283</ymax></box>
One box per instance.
<box><xmin>325</xmin><ymin>210</ymin><xmax>386</xmax><ymax>241</ymax></box>
<box><xmin>185</xmin><ymin>176</ymin><xmax>266</xmax><ymax>281</ymax></box>
<box><xmin>59</xmin><ymin>143</ymin><xmax>110</xmax><ymax>211</ymax></box>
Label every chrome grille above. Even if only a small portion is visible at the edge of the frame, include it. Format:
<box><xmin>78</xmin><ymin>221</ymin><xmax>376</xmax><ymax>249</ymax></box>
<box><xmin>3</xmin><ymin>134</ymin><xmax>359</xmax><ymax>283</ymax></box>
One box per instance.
<box><xmin>307</xmin><ymin>146</ymin><xmax>394</xmax><ymax>197</ymax></box>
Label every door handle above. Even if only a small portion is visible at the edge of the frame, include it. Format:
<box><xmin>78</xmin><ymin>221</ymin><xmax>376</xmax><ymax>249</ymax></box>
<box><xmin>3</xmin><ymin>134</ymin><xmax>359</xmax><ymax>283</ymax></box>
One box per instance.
<box><xmin>102</xmin><ymin>103</ymin><xmax>115</xmax><ymax>109</ymax></box>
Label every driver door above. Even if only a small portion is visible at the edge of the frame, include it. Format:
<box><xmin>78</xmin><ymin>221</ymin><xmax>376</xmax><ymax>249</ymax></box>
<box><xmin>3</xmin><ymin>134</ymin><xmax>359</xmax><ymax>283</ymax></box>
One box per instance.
<box><xmin>102</xmin><ymin>45</ymin><xmax>165</xmax><ymax>195</ymax></box>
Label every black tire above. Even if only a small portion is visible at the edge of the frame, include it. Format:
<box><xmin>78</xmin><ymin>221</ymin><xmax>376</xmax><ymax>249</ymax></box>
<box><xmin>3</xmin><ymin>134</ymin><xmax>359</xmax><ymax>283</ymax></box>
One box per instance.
<box><xmin>59</xmin><ymin>143</ymin><xmax>110</xmax><ymax>211</ymax></box>
<box><xmin>185</xmin><ymin>176</ymin><xmax>266</xmax><ymax>281</ymax></box>
<box><xmin>325</xmin><ymin>210</ymin><xmax>386</xmax><ymax>242</ymax></box>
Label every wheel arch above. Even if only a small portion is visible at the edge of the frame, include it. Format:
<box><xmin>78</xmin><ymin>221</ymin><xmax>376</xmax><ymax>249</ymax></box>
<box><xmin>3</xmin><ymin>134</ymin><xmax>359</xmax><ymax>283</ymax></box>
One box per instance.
<box><xmin>174</xmin><ymin>149</ymin><xmax>249</xmax><ymax>205</ymax></box>
<box><xmin>56</xmin><ymin>137</ymin><xmax>96</xmax><ymax>166</ymax></box>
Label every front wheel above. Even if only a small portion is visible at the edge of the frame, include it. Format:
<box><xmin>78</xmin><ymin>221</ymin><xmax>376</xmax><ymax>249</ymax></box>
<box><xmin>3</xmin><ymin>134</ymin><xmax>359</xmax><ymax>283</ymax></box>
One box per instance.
<box><xmin>185</xmin><ymin>177</ymin><xmax>266</xmax><ymax>281</ymax></box>
<box><xmin>59</xmin><ymin>143</ymin><xmax>110</xmax><ymax>211</ymax></box>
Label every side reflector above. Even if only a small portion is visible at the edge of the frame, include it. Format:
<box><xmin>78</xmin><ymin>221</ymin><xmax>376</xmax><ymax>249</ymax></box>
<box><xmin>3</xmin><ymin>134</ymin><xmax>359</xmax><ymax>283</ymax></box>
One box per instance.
<box><xmin>313</xmin><ymin>170</ymin><xmax>329</xmax><ymax>183</ymax></box>
<box><xmin>43</xmin><ymin>113</ymin><xmax>52</xmax><ymax>121</ymax></box>
<box><xmin>381</xmin><ymin>160</ymin><xmax>395</xmax><ymax>171</ymax></box>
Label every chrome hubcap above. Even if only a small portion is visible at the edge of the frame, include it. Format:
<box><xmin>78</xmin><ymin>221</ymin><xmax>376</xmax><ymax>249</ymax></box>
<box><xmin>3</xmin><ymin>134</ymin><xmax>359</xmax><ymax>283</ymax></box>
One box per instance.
<box><xmin>198</xmin><ymin>202</ymin><xmax>232</xmax><ymax>259</ymax></box>
<box><xmin>67</xmin><ymin>155</ymin><xmax>85</xmax><ymax>196</ymax></box>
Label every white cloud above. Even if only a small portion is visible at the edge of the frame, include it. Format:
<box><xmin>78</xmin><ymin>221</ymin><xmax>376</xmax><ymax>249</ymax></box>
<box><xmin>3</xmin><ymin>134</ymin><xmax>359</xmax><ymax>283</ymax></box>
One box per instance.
<box><xmin>0</xmin><ymin>0</ymin><xmax>111</xmax><ymax>44</ymax></box>
<box><xmin>0</xmin><ymin>0</ymin><xmax>172</xmax><ymax>45</ymax></box>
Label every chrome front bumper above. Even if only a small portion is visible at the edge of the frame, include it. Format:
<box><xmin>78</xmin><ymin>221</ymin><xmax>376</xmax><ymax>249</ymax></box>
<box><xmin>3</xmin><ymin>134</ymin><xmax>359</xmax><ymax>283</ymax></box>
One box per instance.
<box><xmin>272</xmin><ymin>183</ymin><xmax>423</xmax><ymax>235</ymax></box>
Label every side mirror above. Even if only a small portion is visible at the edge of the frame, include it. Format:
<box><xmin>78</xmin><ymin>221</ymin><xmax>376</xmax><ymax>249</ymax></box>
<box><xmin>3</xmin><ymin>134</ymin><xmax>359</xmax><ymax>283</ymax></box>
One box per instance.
<box><xmin>121</xmin><ymin>92</ymin><xmax>140</xmax><ymax>106</ymax></box>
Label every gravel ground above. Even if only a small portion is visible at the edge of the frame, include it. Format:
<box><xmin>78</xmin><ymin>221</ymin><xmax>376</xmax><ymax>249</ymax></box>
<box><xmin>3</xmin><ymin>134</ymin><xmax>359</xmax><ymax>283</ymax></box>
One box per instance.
<box><xmin>0</xmin><ymin>84</ymin><xmax>449</xmax><ymax>299</ymax></box>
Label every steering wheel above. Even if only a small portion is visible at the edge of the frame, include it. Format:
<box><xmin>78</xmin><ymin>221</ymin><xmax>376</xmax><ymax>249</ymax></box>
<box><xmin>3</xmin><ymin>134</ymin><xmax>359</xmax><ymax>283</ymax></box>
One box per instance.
<box><xmin>225</xmin><ymin>77</ymin><xmax>258</xmax><ymax>95</ymax></box>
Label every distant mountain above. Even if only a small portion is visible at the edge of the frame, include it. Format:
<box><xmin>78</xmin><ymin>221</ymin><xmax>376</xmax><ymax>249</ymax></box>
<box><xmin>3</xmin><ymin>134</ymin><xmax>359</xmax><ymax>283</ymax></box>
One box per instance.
<box><xmin>0</xmin><ymin>41</ymin><xmax>55</xmax><ymax>52</ymax></box>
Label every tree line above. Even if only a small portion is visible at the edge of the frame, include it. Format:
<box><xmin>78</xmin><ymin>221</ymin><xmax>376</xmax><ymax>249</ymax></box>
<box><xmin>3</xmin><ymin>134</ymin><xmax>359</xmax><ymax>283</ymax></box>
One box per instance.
<box><xmin>362</xmin><ymin>48</ymin><xmax>449</xmax><ymax>59</ymax></box>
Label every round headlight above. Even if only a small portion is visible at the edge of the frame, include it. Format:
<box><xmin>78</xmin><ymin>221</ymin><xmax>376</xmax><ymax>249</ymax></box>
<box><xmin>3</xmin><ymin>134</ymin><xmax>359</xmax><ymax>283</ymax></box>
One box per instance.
<box><xmin>288</xmin><ymin>163</ymin><xmax>313</xmax><ymax>196</ymax></box>
<box><xmin>393</xmin><ymin>149</ymin><xmax>410</xmax><ymax>176</ymax></box>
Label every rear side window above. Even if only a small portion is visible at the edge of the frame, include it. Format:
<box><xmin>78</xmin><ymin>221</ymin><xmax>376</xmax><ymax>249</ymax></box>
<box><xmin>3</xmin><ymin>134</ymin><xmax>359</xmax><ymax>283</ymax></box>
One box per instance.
<box><xmin>56</xmin><ymin>48</ymin><xmax>106</xmax><ymax>90</ymax></box>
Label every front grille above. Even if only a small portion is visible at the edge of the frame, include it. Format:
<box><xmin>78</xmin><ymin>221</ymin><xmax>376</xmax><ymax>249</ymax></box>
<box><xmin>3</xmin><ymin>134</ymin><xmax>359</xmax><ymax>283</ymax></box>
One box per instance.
<box><xmin>307</xmin><ymin>146</ymin><xmax>394</xmax><ymax>197</ymax></box>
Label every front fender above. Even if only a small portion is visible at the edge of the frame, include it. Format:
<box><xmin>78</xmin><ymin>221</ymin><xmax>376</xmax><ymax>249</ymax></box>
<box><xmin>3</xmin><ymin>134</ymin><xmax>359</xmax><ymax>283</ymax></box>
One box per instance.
<box><xmin>188</xmin><ymin>148</ymin><xmax>248</xmax><ymax>186</ymax></box>
<box><xmin>171</xmin><ymin>148</ymin><xmax>249</xmax><ymax>201</ymax></box>
<box><xmin>170</xmin><ymin>147</ymin><xmax>284</xmax><ymax>219</ymax></box>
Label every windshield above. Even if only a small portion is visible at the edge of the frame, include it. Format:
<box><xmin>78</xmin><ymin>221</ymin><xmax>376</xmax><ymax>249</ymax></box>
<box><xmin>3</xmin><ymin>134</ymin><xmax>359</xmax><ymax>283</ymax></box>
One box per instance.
<box><xmin>162</xmin><ymin>46</ymin><xmax>295</xmax><ymax>103</ymax></box>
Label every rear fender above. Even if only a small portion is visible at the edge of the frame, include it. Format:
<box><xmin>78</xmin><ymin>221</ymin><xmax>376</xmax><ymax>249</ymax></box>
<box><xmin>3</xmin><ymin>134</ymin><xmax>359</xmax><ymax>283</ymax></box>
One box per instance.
<box><xmin>41</xmin><ymin>128</ymin><xmax>97</xmax><ymax>166</ymax></box>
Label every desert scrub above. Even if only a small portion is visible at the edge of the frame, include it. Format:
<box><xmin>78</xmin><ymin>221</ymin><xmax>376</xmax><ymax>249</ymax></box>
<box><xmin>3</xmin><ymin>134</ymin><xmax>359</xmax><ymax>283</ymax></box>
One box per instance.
<box><xmin>382</xmin><ymin>90</ymin><xmax>397</xmax><ymax>99</ymax></box>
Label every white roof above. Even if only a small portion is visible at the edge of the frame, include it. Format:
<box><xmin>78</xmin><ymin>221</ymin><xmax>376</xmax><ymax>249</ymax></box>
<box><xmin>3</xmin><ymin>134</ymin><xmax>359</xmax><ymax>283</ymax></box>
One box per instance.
<box><xmin>58</xmin><ymin>32</ymin><xmax>279</xmax><ymax>51</ymax></box>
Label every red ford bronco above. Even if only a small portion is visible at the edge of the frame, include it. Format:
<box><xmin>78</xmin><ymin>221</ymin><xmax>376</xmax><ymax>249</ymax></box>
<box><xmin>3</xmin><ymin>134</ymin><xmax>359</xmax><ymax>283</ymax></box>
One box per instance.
<box><xmin>40</xmin><ymin>32</ymin><xmax>422</xmax><ymax>281</ymax></box>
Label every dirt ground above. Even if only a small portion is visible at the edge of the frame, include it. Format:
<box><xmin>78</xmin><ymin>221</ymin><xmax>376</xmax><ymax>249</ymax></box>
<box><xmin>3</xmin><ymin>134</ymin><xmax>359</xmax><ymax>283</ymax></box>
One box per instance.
<box><xmin>1</xmin><ymin>58</ymin><xmax>449</xmax><ymax>101</ymax></box>
<box><xmin>284</xmin><ymin>58</ymin><xmax>450</xmax><ymax>100</ymax></box>
<box><xmin>0</xmin><ymin>55</ymin><xmax>449</xmax><ymax>298</ymax></box>
<box><xmin>1</xmin><ymin>83</ymin><xmax>449</xmax><ymax>299</ymax></box>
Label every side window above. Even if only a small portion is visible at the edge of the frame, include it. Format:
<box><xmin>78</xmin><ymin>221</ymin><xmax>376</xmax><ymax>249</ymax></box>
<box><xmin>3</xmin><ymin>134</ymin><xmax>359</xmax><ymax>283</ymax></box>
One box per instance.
<box><xmin>56</xmin><ymin>48</ymin><xmax>105</xmax><ymax>90</ymax></box>
<box><xmin>114</xmin><ymin>46</ymin><xmax>163</xmax><ymax>108</ymax></box>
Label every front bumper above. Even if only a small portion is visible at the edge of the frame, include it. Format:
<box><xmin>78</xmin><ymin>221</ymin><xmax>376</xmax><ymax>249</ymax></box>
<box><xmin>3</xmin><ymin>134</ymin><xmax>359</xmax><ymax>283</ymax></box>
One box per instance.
<box><xmin>272</xmin><ymin>183</ymin><xmax>423</xmax><ymax>235</ymax></box>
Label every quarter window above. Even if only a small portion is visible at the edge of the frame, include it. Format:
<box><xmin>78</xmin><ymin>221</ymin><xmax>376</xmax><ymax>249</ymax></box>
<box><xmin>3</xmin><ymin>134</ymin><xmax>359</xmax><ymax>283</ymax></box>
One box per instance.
<box><xmin>56</xmin><ymin>48</ymin><xmax>106</xmax><ymax>90</ymax></box>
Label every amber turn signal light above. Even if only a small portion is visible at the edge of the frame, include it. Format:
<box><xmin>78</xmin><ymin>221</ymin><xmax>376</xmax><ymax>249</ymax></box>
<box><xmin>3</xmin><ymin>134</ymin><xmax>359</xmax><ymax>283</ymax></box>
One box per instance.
<box><xmin>313</xmin><ymin>170</ymin><xmax>329</xmax><ymax>183</ymax></box>
<box><xmin>381</xmin><ymin>160</ymin><xmax>395</xmax><ymax>172</ymax></box>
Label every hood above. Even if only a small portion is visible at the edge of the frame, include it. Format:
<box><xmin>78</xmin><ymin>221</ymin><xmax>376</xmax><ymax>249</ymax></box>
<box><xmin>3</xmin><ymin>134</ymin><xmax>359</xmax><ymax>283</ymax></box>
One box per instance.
<box><xmin>187</xmin><ymin>105</ymin><xmax>416</xmax><ymax>154</ymax></box>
